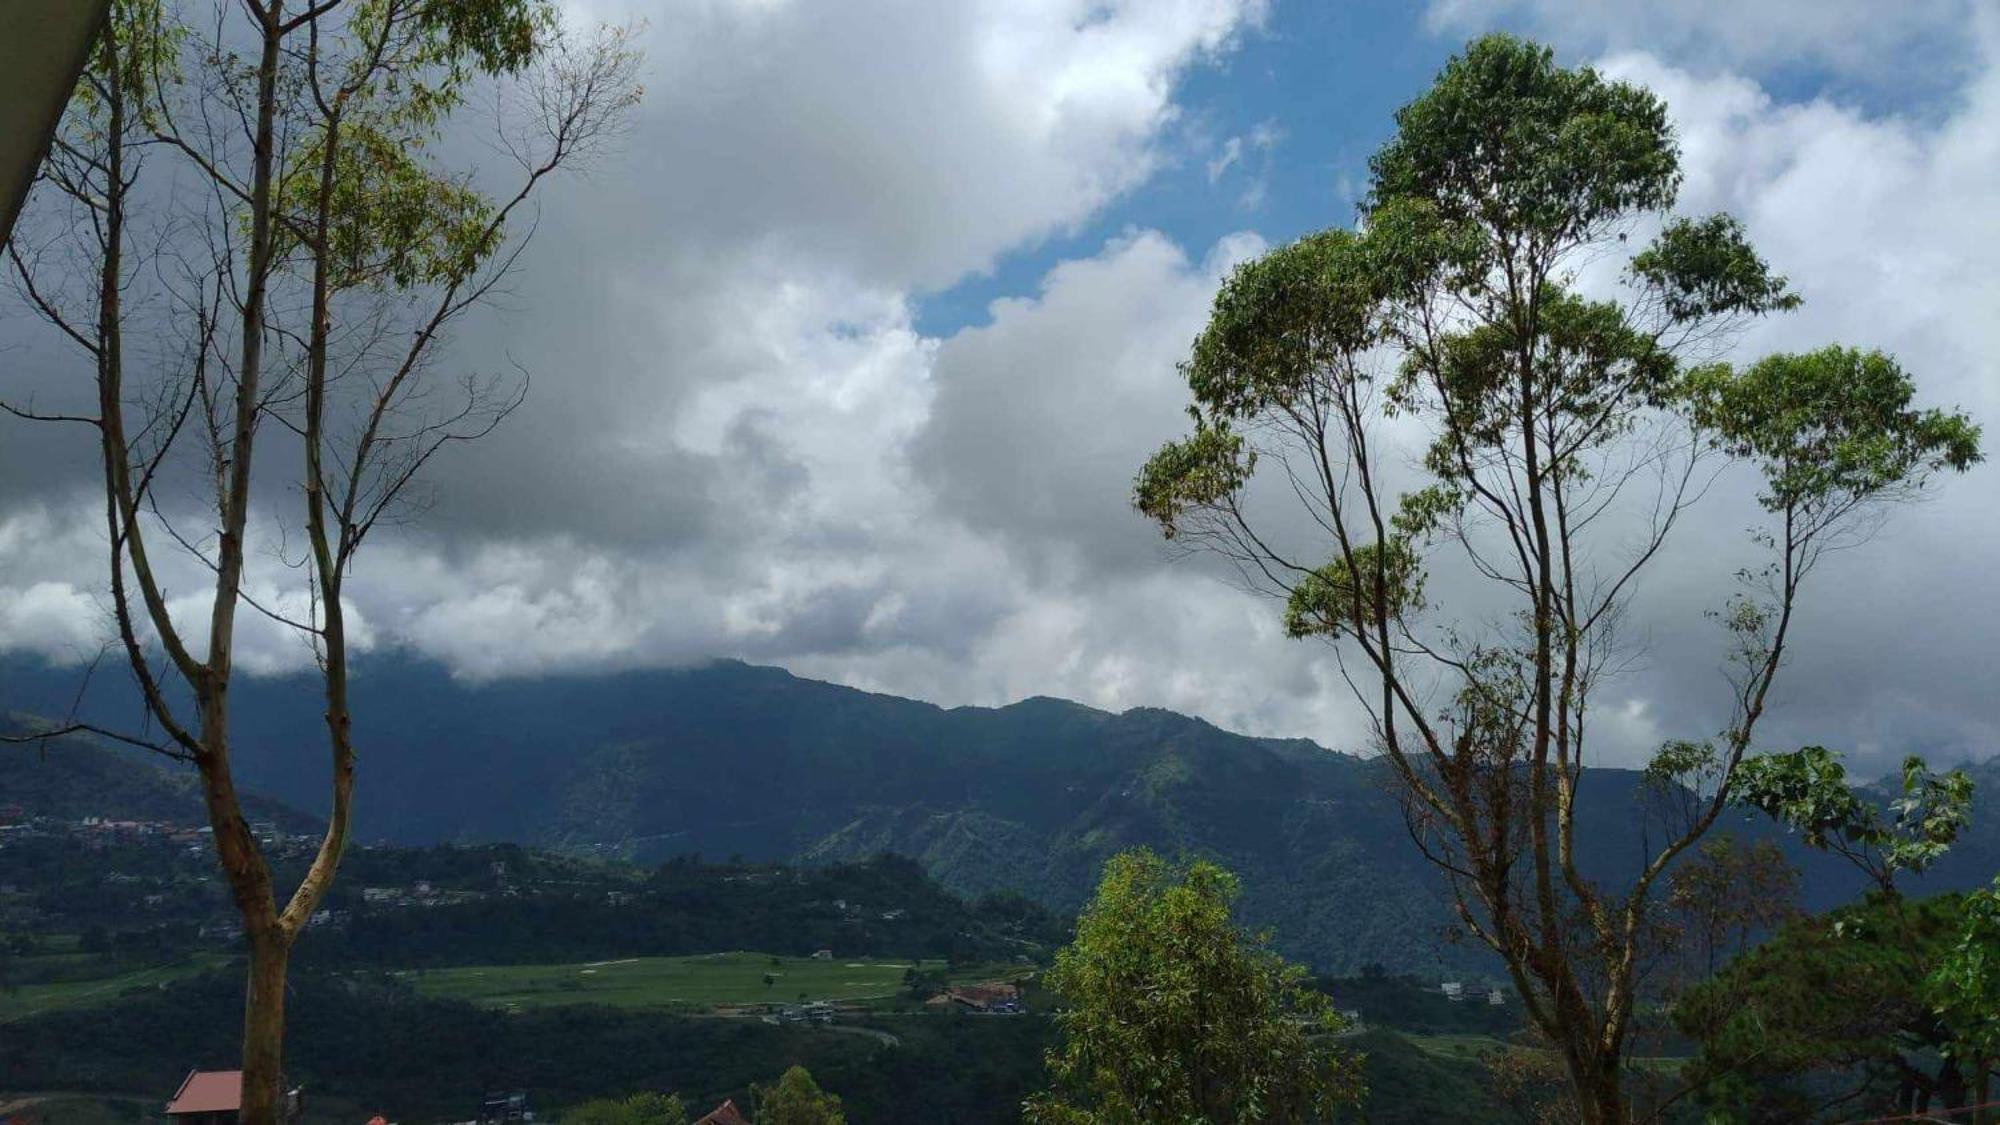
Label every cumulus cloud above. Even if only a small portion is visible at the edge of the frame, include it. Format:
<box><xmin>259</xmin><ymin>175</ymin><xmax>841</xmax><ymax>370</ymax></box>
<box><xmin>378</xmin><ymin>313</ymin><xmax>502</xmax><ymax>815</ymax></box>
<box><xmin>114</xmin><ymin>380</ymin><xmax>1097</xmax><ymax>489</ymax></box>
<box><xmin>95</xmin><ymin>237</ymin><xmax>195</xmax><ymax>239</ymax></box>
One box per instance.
<box><xmin>3</xmin><ymin>0</ymin><xmax>1997</xmax><ymax>772</ymax></box>
<box><xmin>0</xmin><ymin>504</ymin><xmax>376</xmax><ymax>676</ymax></box>
<box><xmin>1425</xmin><ymin>0</ymin><xmax>1983</xmax><ymax>90</ymax></box>
<box><xmin>582</xmin><ymin>0</ymin><xmax>1267</xmax><ymax>289</ymax></box>
<box><xmin>1573</xmin><ymin>39</ymin><xmax>2000</xmax><ymax>766</ymax></box>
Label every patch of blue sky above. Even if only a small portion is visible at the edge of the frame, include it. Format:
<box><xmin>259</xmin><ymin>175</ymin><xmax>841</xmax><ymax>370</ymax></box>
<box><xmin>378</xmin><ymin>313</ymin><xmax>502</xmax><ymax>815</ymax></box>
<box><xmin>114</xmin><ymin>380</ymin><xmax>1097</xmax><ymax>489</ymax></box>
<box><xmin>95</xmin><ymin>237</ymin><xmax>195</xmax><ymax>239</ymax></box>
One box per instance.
<box><xmin>913</xmin><ymin>0</ymin><xmax>1438</xmax><ymax>338</ymax></box>
<box><xmin>912</xmin><ymin>0</ymin><xmax>1974</xmax><ymax>340</ymax></box>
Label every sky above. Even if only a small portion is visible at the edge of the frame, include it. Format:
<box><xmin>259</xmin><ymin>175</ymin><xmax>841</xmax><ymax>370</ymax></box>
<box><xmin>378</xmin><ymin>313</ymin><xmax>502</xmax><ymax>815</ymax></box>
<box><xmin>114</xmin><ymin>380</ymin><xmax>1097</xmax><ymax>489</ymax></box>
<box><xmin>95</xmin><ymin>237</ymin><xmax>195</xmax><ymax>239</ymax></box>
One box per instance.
<box><xmin>2</xmin><ymin>0</ymin><xmax>1997</xmax><ymax>771</ymax></box>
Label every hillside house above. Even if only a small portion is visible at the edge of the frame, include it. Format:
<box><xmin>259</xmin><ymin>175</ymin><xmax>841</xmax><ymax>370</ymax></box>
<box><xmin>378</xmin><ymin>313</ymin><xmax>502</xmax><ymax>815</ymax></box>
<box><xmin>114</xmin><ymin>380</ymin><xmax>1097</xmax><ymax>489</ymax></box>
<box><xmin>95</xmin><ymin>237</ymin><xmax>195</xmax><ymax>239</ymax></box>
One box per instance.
<box><xmin>164</xmin><ymin>1070</ymin><xmax>303</xmax><ymax>1125</ymax></box>
<box><xmin>933</xmin><ymin>981</ymin><xmax>1022</xmax><ymax>1013</ymax></box>
<box><xmin>165</xmin><ymin>1069</ymin><xmax>242</xmax><ymax>1125</ymax></box>
<box><xmin>694</xmin><ymin>1099</ymin><xmax>750</xmax><ymax>1125</ymax></box>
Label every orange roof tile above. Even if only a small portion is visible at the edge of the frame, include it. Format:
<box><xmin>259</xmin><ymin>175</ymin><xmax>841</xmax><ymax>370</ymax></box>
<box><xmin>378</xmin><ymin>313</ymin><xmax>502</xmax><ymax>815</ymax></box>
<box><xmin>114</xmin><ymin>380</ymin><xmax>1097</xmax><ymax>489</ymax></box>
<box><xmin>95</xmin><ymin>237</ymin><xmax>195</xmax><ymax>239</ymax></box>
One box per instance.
<box><xmin>166</xmin><ymin>1070</ymin><xmax>243</xmax><ymax>1115</ymax></box>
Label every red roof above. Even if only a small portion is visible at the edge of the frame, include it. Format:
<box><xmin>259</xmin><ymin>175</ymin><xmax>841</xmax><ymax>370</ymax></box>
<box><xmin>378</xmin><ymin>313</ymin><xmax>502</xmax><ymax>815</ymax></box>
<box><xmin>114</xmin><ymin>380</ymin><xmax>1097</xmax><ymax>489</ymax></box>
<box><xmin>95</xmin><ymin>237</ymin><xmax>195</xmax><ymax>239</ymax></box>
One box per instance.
<box><xmin>166</xmin><ymin>1070</ymin><xmax>243</xmax><ymax>1115</ymax></box>
<box><xmin>695</xmin><ymin>1099</ymin><xmax>750</xmax><ymax>1125</ymax></box>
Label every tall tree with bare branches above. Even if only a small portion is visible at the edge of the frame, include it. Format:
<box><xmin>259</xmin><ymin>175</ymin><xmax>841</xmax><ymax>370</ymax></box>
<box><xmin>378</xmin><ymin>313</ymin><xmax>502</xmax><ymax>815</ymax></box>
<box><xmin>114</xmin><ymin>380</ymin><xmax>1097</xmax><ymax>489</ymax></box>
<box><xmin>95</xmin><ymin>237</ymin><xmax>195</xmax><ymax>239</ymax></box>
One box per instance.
<box><xmin>3</xmin><ymin>2</ymin><xmax>641</xmax><ymax>1120</ymax></box>
<box><xmin>1134</xmin><ymin>35</ymin><xmax>1980</xmax><ymax>1124</ymax></box>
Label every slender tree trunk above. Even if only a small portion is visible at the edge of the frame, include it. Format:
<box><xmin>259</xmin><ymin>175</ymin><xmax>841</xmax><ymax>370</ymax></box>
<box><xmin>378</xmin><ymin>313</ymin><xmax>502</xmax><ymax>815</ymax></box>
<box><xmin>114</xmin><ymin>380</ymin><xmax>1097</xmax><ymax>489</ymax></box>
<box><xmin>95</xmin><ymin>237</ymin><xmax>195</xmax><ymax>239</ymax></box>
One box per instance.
<box><xmin>193</xmin><ymin>684</ymin><xmax>284</xmax><ymax>1125</ymax></box>
<box><xmin>215</xmin><ymin>8</ymin><xmax>286</xmax><ymax>1121</ymax></box>
<box><xmin>241</xmin><ymin>929</ymin><xmax>292</xmax><ymax>1125</ymax></box>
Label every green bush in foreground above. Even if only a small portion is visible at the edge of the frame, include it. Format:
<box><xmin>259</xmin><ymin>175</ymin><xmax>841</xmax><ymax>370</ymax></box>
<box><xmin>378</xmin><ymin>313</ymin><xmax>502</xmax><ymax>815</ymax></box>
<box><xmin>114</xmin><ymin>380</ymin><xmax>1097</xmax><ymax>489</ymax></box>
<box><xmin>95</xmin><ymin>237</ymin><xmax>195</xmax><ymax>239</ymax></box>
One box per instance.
<box><xmin>1026</xmin><ymin>849</ymin><xmax>1363</xmax><ymax>1123</ymax></box>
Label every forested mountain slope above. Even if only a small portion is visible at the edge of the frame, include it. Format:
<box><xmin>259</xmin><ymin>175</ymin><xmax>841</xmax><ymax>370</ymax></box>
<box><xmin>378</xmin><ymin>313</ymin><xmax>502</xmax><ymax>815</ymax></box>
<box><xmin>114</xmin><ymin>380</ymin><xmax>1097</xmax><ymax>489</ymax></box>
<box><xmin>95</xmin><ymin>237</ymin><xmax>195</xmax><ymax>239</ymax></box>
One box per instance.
<box><xmin>6</xmin><ymin>655</ymin><xmax>1993</xmax><ymax>971</ymax></box>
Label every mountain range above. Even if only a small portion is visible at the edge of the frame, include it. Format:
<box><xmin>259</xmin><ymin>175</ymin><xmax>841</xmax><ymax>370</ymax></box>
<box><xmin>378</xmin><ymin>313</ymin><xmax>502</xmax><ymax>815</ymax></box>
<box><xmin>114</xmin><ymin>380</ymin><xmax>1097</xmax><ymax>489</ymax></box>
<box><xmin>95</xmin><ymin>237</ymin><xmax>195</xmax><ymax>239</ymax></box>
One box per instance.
<box><xmin>4</xmin><ymin>654</ymin><xmax>1995</xmax><ymax>973</ymax></box>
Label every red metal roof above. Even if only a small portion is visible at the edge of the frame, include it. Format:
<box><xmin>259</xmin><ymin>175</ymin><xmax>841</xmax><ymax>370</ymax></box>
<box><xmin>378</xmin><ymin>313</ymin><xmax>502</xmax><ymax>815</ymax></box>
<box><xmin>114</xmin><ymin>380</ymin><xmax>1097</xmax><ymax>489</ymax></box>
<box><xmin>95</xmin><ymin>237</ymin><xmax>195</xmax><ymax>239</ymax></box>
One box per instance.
<box><xmin>694</xmin><ymin>1099</ymin><xmax>750</xmax><ymax>1125</ymax></box>
<box><xmin>166</xmin><ymin>1070</ymin><xmax>243</xmax><ymax>1115</ymax></box>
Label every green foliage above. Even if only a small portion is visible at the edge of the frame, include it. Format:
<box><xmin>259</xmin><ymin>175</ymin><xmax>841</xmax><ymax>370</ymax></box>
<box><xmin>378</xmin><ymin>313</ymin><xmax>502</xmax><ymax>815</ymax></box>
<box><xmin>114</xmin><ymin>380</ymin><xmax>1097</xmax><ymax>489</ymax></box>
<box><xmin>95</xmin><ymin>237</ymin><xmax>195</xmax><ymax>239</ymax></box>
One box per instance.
<box><xmin>1732</xmin><ymin>747</ymin><xmax>1880</xmax><ymax>853</ymax></box>
<box><xmin>1283</xmin><ymin>541</ymin><xmax>1425</xmax><ymax>640</ymax></box>
<box><xmin>284</xmin><ymin>122</ymin><xmax>498</xmax><ymax>289</ymax></box>
<box><xmin>1133</xmin><ymin>422</ymin><xmax>1253</xmax><ymax>538</ymax></box>
<box><xmin>1734</xmin><ymin>747</ymin><xmax>1974</xmax><ymax>888</ymax></box>
<box><xmin>753</xmin><ymin>1065</ymin><xmax>846</xmax><ymax>1125</ymax></box>
<box><xmin>1403</xmin><ymin>285</ymin><xmax>1676</xmax><ymax>483</ymax></box>
<box><xmin>1642</xmin><ymin>739</ymin><xmax>1720</xmax><ymax>792</ymax></box>
<box><xmin>1675</xmin><ymin>892</ymin><xmax>1974</xmax><ymax>1120</ymax></box>
<box><xmin>1182</xmin><ymin>230</ymin><xmax>1386</xmax><ymax>420</ymax></box>
<box><xmin>0</xmin><ymin>966</ymin><xmax>1041</xmax><ymax>1125</ymax></box>
<box><xmin>1629</xmin><ymin>214</ymin><xmax>1799</xmax><ymax>321</ymax></box>
<box><xmin>1367</xmin><ymin>34</ymin><xmax>1678</xmax><ymax>240</ymax></box>
<box><xmin>1025</xmin><ymin>850</ymin><xmax>1363</xmax><ymax>1124</ymax></box>
<box><xmin>562</xmin><ymin>1091</ymin><xmax>689</xmax><ymax>1125</ymax></box>
<box><xmin>1662</xmin><ymin>834</ymin><xmax>1802</xmax><ymax>980</ymax></box>
<box><xmin>1685</xmin><ymin>347</ymin><xmax>1982</xmax><ymax>516</ymax></box>
<box><xmin>1927</xmin><ymin>877</ymin><xmax>2000</xmax><ymax>1083</ymax></box>
<box><xmin>295</xmin><ymin>852</ymin><xmax>1057</xmax><ymax>969</ymax></box>
<box><xmin>71</xmin><ymin>0</ymin><xmax>182</xmax><ymax>125</ymax></box>
<box><xmin>400</xmin><ymin>0</ymin><xmax>551</xmax><ymax>77</ymax></box>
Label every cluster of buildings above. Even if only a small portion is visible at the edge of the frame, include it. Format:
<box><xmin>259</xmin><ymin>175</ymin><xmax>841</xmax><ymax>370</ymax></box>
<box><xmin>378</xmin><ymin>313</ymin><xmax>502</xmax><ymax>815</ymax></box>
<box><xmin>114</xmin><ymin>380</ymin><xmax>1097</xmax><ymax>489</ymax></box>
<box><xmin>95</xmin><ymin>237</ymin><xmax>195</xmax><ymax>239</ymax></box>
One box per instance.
<box><xmin>767</xmin><ymin>999</ymin><xmax>840</xmax><ymax>1024</ymax></box>
<box><xmin>825</xmin><ymin>898</ymin><xmax>907</xmax><ymax>923</ymax></box>
<box><xmin>359</xmin><ymin>881</ymin><xmax>489</xmax><ymax>910</ymax></box>
<box><xmin>1439</xmin><ymin>980</ymin><xmax>1507</xmax><ymax>1005</ymax></box>
<box><xmin>160</xmin><ymin>1073</ymin><xmax>753</xmax><ymax>1125</ymax></box>
<box><xmin>0</xmin><ymin>813</ymin><xmax>315</xmax><ymax>854</ymax></box>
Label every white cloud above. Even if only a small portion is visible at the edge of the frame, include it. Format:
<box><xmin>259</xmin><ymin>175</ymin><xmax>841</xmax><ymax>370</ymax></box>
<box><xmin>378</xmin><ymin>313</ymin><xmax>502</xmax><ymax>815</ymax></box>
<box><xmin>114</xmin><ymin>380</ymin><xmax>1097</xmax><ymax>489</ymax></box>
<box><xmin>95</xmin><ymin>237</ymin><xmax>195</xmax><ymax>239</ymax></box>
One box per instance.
<box><xmin>1425</xmin><ymin>0</ymin><xmax>1982</xmax><ymax>88</ymax></box>
<box><xmin>1564</xmin><ymin>36</ymin><xmax>2000</xmax><ymax>766</ymax></box>
<box><xmin>586</xmin><ymin>0</ymin><xmax>1267</xmax><ymax>290</ymax></box>
<box><xmin>6</xmin><ymin>1</ymin><xmax>1999</xmax><ymax>771</ymax></box>
<box><xmin>1206</xmin><ymin>118</ymin><xmax>1283</xmax><ymax>208</ymax></box>
<box><xmin>0</xmin><ymin>504</ymin><xmax>376</xmax><ymax>677</ymax></box>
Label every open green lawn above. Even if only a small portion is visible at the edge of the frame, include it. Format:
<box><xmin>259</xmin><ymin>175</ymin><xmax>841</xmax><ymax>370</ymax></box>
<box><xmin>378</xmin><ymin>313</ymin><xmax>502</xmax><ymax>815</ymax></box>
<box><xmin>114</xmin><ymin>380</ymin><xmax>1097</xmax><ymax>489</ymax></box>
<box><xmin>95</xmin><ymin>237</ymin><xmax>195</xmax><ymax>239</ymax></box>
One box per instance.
<box><xmin>1405</xmin><ymin>1032</ymin><xmax>1511</xmax><ymax>1061</ymax></box>
<box><xmin>0</xmin><ymin>956</ymin><xmax>223</xmax><ymax>1024</ymax></box>
<box><xmin>401</xmin><ymin>952</ymin><xmax>1030</xmax><ymax>1013</ymax></box>
<box><xmin>1404</xmin><ymin>1031</ymin><xmax>1689</xmax><ymax>1073</ymax></box>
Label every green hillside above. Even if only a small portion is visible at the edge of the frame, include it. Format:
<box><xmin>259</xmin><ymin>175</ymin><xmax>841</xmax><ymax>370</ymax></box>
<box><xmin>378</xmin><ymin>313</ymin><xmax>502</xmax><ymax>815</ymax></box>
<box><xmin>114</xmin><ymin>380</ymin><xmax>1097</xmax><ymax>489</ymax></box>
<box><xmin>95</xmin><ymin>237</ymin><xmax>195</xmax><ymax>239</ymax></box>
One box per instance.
<box><xmin>6</xmin><ymin>656</ymin><xmax>1995</xmax><ymax>975</ymax></box>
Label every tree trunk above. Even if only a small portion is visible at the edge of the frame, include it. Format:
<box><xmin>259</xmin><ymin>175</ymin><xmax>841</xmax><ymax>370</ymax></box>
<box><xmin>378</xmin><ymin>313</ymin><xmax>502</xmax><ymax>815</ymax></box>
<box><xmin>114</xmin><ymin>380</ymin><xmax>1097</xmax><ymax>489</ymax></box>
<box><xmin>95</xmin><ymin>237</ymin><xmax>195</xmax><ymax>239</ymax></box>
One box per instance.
<box><xmin>1940</xmin><ymin>1056</ymin><xmax>1970</xmax><ymax>1121</ymax></box>
<box><xmin>240</xmin><ymin>930</ymin><xmax>291</xmax><ymax>1125</ymax></box>
<box><xmin>1568</xmin><ymin>1052</ymin><xmax>1628</xmax><ymax>1125</ymax></box>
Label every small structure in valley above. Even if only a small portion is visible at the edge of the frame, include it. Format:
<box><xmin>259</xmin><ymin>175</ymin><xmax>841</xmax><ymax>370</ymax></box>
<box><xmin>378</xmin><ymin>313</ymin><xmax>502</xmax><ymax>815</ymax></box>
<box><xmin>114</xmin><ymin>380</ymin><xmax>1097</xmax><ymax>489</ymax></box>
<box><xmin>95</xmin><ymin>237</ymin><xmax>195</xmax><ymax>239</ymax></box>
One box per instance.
<box><xmin>694</xmin><ymin>1099</ymin><xmax>750</xmax><ymax>1125</ymax></box>
<box><xmin>164</xmin><ymin>1071</ymin><xmax>303</xmax><ymax>1125</ymax></box>
<box><xmin>478</xmin><ymin>1091</ymin><xmax>533</xmax><ymax>1124</ymax></box>
<box><xmin>928</xmin><ymin>981</ymin><xmax>1023</xmax><ymax>1013</ymax></box>
<box><xmin>165</xmin><ymin>1070</ymin><xmax>243</xmax><ymax>1125</ymax></box>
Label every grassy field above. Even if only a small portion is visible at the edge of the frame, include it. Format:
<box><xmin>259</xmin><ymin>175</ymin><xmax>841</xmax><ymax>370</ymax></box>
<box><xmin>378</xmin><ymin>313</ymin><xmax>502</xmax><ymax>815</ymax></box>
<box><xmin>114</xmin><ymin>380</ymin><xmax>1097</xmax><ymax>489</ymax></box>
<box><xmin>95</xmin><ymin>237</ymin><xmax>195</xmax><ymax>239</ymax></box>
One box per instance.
<box><xmin>0</xmin><ymin>956</ymin><xmax>223</xmax><ymax>1024</ymax></box>
<box><xmin>1405</xmin><ymin>1032</ymin><xmax>1511</xmax><ymax>1061</ymax></box>
<box><xmin>1404</xmin><ymin>1031</ymin><xmax>1689</xmax><ymax>1074</ymax></box>
<box><xmin>401</xmin><ymin>951</ymin><xmax>1027</xmax><ymax>1013</ymax></box>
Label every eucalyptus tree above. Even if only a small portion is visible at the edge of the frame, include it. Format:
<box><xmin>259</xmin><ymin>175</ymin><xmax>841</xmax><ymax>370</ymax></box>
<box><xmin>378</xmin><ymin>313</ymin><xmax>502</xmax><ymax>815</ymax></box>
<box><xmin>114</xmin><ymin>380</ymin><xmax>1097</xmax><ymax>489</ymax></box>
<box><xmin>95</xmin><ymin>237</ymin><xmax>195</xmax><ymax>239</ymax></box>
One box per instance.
<box><xmin>1134</xmin><ymin>35</ymin><xmax>1979</xmax><ymax>1124</ymax></box>
<box><xmin>2</xmin><ymin>1</ymin><xmax>641</xmax><ymax>1119</ymax></box>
